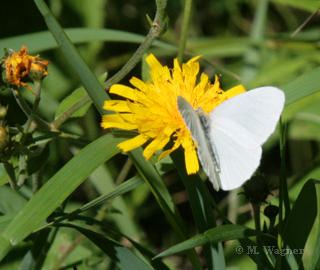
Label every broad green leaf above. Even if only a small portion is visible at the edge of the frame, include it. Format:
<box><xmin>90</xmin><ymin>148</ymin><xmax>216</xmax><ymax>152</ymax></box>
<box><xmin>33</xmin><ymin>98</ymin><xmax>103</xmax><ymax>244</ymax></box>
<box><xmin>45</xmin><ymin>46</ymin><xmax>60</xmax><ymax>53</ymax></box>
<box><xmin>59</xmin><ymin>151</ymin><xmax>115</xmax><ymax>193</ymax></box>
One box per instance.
<box><xmin>0</xmin><ymin>133</ymin><xmax>125</xmax><ymax>261</ymax></box>
<box><xmin>0</xmin><ymin>186</ymin><xmax>27</xmax><ymax>214</ymax></box>
<box><xmin>0</xmin><ymin>212</ymin><xmax>17</xmax><ymax>234</ymax></box>
<box><xmin>279</xmin><ymin>179</ymin><xmax>320</xmax><ymax>269</ymax></box>
<box><xmin>0</xmin><ymin>173</ymin><xmax>8</xmax><ymax>187</ymax></box>
<box><xmin>59</xmin><ymin>223</ymin><xmax>153</xmax><ymax>270</ymax></box>
<box><xmin>35</xmin><ymin>174</ymin><xmax>145</xmax><ymax>233</ymax></box>
<box><xmin>55</xmin><ymin>73</ymin><xmax>108</xmax><ymax>121</ymax></box>
<box><xmin>155</xmin><ymin>224</ymin><xmax>262</xmax><ymax>258</ymax></box>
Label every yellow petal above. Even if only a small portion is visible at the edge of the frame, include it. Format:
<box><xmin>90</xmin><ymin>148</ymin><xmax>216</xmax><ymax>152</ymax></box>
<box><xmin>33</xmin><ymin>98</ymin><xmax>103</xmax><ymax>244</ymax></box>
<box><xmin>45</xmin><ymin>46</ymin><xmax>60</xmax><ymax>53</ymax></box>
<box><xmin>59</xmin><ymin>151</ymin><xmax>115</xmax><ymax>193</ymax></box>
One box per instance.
<box><xmin>110</xmin><ymin>84</ymin><xmax>138</xmax><ymax>101</ymax></box>
<box><xmin>146</xmin><ymin>54</ymin><xmax>163</xmax><ymax>71</ymax></box>
<box><xmin>184</xmin><ymin>148</ymin><xmax>199</xmax><ymax>174</ymax></box>
<box><xmin>129</xmin><ymin>77</ymin><xmax>149</xmax><ymax>93</ymax></box>
<box><xmin>158</xmin><ymin>139</ymin><xmax>181</xmax><ymax>160</ymax></box>
<box><xmin>226</xmin><ymin>84</ymin><xmax>246</xmax><ymax>98</ymax></box>
<box><xmin>103</xmin><ymin>100</ymin><xmax>131</xmax><ymax>112</ymax></box>
<box><xmin>187</xmin><ymin>55</ymin><xmax>202</xmax><ymax>64</ymax></box>
<box><xmin>118</xmin><ymin>134</ymin><xmax>149</xmax><ymax>152</ymax></box>
<box><xmin>143</xmin><ymin>124</ymin><xmax>176</xmax><ymax>160</ymax></box>
<box><xmin>101</xmin><ymin>114</ymin><xmax>137</xmax><ymax>130</ymax></box>
<box><xmin>143</xmin><ymin>135</ymin><xmax>170</xmax><ymax>160</ymax></box>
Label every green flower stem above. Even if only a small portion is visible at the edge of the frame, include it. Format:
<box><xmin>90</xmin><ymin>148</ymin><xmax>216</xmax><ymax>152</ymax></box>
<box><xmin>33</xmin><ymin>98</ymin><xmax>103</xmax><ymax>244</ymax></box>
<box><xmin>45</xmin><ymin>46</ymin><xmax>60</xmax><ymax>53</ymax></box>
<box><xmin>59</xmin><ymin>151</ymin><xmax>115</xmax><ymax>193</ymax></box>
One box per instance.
<box><xmin>252</xmin><ymin>202</ymin><xmax>261</xmax><ymax>232</ymax></box>
<box><xmin>102</xmin><ymin>0</ymin><xmax>168</xmax><ymax>90</ymax></box>
<box><xmin>12</xmin><ymin>87</ymin><xmax>50</xmax><ymax>131</ymax></box>
<box><xmin>3</xmin><ymin>154</ymin><xmax>27</xmax><ymax>191</ymax></box>
<box><xmin>3</xmin><ymin>162</ymin><xmax>18</xmax><ymax>190</ymax></box>
<box><xmin>177</xmin><ymin>0</ymin><xmax>193</xmax><ymax>64</ymax></box>
<box><xmin>20</xmin><ymin>81</ymin><xmax>42</xmax><ymax>143</ymax></box>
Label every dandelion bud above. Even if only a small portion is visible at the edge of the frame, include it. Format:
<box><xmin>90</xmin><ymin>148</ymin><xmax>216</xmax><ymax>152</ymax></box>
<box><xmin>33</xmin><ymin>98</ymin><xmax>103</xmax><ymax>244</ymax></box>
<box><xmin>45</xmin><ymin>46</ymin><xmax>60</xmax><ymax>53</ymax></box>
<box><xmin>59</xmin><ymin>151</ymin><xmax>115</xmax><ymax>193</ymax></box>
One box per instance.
<box><xmin>264</xmin><ymin>204</ymin><xmax>279</xmax><ymax>219</ymax></box>
<box><xmin>0</xmin><ymin>125</ymin><xmax>8</xmax><ymax>153</ymax></box>
<box><xmin>0</xmin><ymin>105</ymin><xmax>7</xmax><ymax>118</ymax></box>
<box><xmin>242</xmin><ymin>175</ymin><xmax>270</xmax><ymax>204</ymax></box>
<box><xmin>29</xmin><ymin>60</ymin><xmax>49</xmax><ymax>83</ymax></box>
<box><xmin>0</xmin><ymin>105</ymin><xmax>8</xmax><ymax>154</ymax></box>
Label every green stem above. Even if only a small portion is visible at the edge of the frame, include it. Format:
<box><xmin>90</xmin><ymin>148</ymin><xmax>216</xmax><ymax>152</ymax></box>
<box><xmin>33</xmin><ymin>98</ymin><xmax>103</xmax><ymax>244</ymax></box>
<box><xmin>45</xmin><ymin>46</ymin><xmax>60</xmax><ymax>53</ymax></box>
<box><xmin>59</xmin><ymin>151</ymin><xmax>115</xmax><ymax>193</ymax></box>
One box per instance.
<box><xmin>16</xmin><ymin>154</ymin><xmax>27</xmax><ymax>188</ymax></box>
<box><xmin>20</xmin><ymin>81</ymin><xmax>42</xmax><ymax>143</ymax></box>
<box><xmin>11</xmin><ymin>87</ymin><xmax>50</xmax><ymax>131</ymax></box>
<box><xmin>177</xmin><ymin>0</ymin><xmax>193</xmax><ymax>64</ymax></box>
<box><xmin>3</xmin><ymin>162</ymin><xmax>18</xmax><ymax>190</ymax></box>
<box><xmin>51</xmin><ymin>95</ymin><xmax>91</xmax><ymax>130</ymax></box>
<box><xmin>32</xmin><ymin>168</ymin><xmax>43</xmax><ymax>194</ymax></box>
<box><xmin>50</xmin><ymin>0</ymin><xmax>168</xmax><ymax>128</ymax></box>
<box><xmin>103</xmin><ymin>0</ymin><xmax>168</xmax><ymax>90</ymax></box>
<box><xmin>252</xmin><ymin>202</ymin><xmax>261</xmax><ymax>232</ymax></box>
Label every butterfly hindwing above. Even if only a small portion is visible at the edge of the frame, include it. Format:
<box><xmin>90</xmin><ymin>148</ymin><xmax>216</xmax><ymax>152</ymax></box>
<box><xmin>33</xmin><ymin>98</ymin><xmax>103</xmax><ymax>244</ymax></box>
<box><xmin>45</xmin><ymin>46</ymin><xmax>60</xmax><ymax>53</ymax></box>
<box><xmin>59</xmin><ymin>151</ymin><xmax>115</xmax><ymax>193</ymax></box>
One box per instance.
<box><xmin>208</xmin><ymin>87</ymin><xmax>285</xmax><ymax>190</ymax></box>
<box><xmin>177</xmin><ymin>87</ymin><xmax>285</xmax><ymax>191</ymax></box>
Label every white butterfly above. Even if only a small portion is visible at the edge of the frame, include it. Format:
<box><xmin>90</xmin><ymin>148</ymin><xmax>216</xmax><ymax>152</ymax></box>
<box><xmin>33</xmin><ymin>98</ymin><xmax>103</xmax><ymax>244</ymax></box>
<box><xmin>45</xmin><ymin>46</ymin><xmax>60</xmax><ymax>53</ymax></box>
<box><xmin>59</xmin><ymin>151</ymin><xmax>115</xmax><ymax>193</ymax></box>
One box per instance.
<box><xmin>177</xmin><ymin>86</ymin><xmax>285</xmax><ymax>191</ymax></box>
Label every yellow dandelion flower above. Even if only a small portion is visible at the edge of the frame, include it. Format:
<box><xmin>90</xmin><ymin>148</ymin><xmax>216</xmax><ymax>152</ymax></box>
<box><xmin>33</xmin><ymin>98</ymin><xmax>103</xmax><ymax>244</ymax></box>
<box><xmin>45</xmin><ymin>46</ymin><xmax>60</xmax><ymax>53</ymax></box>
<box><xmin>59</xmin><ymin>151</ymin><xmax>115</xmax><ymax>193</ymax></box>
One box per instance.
<box><xmin>4</xmin><ymin>46</ymin><xmax>49</xmax><ymax>94</ymax></box>
<box><xmin>101</xmin><ymin>54</ymin><xmax>245</xmax><ymax>175</ymax></box>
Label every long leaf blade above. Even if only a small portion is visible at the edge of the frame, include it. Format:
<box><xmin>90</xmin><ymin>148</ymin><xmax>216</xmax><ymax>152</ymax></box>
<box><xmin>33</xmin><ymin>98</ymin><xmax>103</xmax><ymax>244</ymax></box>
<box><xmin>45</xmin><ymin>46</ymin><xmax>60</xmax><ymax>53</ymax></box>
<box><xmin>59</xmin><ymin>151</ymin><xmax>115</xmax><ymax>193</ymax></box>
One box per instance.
<box><xmin>0</xmin><ymin>133</ymin><xmax>125</xmax><ymax>261</ymax></box>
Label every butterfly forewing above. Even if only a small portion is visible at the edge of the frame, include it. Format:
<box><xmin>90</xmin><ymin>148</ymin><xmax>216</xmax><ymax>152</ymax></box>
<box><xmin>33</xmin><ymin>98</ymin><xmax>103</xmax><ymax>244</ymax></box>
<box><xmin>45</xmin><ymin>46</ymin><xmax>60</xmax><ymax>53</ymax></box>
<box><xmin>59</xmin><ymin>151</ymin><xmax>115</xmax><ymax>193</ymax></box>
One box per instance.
<box><xmin>177</xmin><ymin>96</ymin><xmax>221</xmax><ymax>190</ymax></box>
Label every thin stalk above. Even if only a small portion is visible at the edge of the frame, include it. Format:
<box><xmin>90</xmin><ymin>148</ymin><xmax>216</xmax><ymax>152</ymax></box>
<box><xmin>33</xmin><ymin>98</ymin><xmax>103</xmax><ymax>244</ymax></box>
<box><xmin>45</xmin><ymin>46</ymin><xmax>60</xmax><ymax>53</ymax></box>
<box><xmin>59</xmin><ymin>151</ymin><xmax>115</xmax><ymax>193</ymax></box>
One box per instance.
<box><xmin>252</xmin><ymin>203</ymin><xmax>261</xmax><ymax>232</ymax></box>
<box><xmin>11</xmin><ymin>87</ymin><xmax>50</xmax><ymax>131</ymax></box>
<box><xmin>177</xmin><ymin>0</ymin><xmax>193</xmax><ymax>64</ymax></box>
<box><xmin>50</xmin><ymin>0</ymin><xmax>168</xmax><ymax>127</ymax></box>
<box><xmin>20</xmin><ymin>81</ymin><xmax>42</xmax><ymax>143</ymax></box>
<box><xmin>103</xmin><ymin>0</ymin><xmax>168</xmax><ymax>90</ymax></box>
<box><xmin>51</xmin><ymin>95</ymin><xmax>91</xmax><ymax>130</ymax></box>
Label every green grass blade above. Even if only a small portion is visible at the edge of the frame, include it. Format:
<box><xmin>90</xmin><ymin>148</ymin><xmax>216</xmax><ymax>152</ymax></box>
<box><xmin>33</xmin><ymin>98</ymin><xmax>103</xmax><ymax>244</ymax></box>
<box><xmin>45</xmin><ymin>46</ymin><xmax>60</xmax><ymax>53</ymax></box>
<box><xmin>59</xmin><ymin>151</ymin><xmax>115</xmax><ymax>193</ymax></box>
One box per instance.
<box><xmin>59</xmin><ymin>223</ymin><xmax>153</xmax><ymax>270</ymax></box>
<box><xmin>279</xmin><ymin>179</ymin><xmax>320</xmax><ymax>269</ymax></box>
<box><xmin>34</xmin><ymin>0</ymin><xmax>109</xmax><ymax>114</ymax></box>
<box><xmin>155</xmin><ymin>224</ymin><xmax>262</xmax><ymax>258</ymax></box>
<box><xmin>0</xmin><ymin>133</ymin><xmax>125</xmax><ymax>261</ymax></box>
<box><xmin>308</xmin><ymin>179</ymin><xmax>320</xmax><ymax>270</ymax></box>
<box><xmin>282</xmin><ymin>66</ymin><xmax>320</xmax><ymax>106</ymax></box>
<box><xmin>60</xmin><ymin>216</ymin><xmax>171</xmax><ymax>270</ymax></box>
<box><xmin>0</xmin><ymin>28</ymin><xmax>176</xmax><ymax>55</ymax></box>
<box><xmin>170</xmin><ymin>148</ymin><xmax>225</xmax><ymax>269</ymax></box>
<box><xmin>128</xmin><ymin>147</ymin><xmax>204</xmax><ymax>270</ymax></box>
